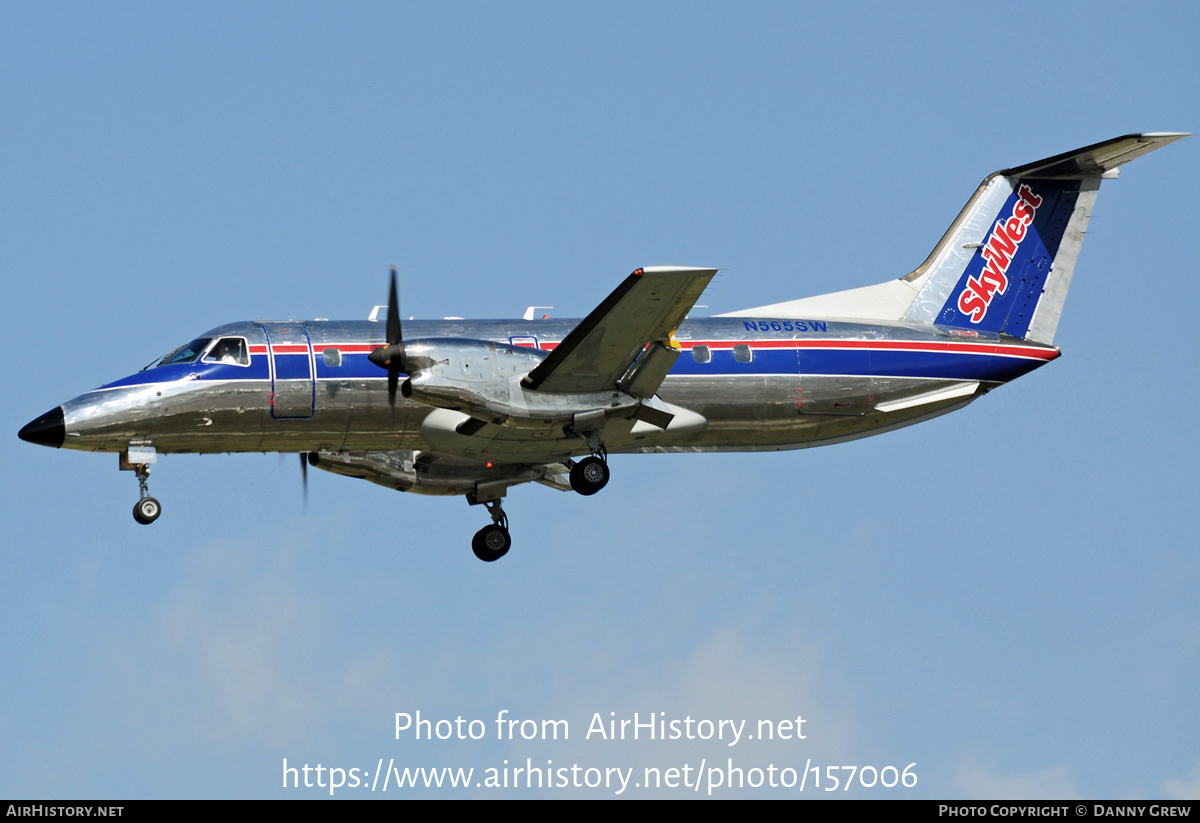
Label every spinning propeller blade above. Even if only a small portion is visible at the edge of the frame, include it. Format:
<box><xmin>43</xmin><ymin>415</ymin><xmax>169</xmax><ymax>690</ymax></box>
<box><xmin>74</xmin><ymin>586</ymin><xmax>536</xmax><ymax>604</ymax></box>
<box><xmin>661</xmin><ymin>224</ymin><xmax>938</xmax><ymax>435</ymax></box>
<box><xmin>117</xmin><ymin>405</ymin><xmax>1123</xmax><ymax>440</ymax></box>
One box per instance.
<box><xmin>300</xmin><ymin>452</ymin><xmax>309</xmax><ymax>509</ymax></box>
<box><xmin>367</xmin><ymin>265</ymin><xmax>407</xmax><ymax>411</ymax></box>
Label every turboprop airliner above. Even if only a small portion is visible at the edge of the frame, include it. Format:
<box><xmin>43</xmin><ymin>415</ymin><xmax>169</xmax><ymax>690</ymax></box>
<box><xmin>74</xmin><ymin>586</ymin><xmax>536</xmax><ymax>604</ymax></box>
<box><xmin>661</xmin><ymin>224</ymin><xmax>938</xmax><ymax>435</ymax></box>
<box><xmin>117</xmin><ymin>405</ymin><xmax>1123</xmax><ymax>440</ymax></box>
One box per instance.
<box><xmin>18</xmin><ymin>133</ymin><xmax>1187</xmax><ymax>561</ymax></box>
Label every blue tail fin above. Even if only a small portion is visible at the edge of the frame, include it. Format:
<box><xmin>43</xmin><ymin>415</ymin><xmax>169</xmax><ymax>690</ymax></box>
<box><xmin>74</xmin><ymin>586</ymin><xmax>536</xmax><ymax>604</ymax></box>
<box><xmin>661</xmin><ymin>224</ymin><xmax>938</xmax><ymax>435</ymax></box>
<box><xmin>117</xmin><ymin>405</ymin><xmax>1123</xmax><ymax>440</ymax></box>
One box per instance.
<box><xmin>909</xmin><ymin>133</ymin><xmax>1187</xmax><ymax>343</ymax></box>
<box><xmin>931</xmin><ymin>177</ymin><xmax>1088</xmax><ymax>339</ymax></box>
<box><xmin>720</xmin><ymin>133</ymin><xmax>1187</xmax><ymax>344</ymax></box>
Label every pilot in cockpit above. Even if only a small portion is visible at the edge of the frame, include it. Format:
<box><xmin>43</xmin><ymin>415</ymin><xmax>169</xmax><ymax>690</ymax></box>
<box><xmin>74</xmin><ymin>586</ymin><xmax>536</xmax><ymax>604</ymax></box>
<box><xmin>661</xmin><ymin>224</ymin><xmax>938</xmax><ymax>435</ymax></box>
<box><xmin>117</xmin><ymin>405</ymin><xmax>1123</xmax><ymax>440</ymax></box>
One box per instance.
<box><xmin>206</xmin><ymin>338</ymin><xmax>246</xmax><ymax>365</ymax></box>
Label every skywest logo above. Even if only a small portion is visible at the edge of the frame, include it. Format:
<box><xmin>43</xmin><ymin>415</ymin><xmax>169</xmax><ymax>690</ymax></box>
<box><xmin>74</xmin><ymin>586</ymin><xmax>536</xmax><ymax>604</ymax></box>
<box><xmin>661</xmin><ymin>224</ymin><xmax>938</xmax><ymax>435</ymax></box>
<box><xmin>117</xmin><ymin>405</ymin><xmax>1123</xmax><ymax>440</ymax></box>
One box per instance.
<box><xmin>957</xmin><ymin>184</ymin><xmax>1044</xmax><ymax>323</ymax></box>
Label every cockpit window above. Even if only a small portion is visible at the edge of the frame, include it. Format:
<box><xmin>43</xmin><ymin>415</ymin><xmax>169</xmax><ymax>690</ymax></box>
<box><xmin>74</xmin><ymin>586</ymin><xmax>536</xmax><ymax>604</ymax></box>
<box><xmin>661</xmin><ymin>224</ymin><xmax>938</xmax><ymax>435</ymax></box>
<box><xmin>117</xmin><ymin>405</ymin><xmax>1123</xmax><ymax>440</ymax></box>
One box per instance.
<box><xmin>148</xmin><ymin>337</ymin><xmax>213</xmax><ymax>369</ymax></box>
<box><xmin>204</xmin><ymin>337</ymin><xmax>250</xmax><ymax>366</ymax></box>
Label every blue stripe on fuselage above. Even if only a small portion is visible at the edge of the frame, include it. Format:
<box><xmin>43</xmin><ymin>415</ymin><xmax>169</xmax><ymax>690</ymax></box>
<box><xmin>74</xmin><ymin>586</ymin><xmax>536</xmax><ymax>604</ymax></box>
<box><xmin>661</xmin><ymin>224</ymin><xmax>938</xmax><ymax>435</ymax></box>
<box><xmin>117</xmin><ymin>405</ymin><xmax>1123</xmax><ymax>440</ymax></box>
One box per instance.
<box><xmin>97</xmin><ymin>333</ymin><xmax>1050</xmax><ymax>391</ymax></box>
<box><xmin>669</xmin><ymin>346</ymin><xmax>1044</xmax><ymax>382</ymax></box>
<box><xmin>98</xmin><ymin>358</ymin><xmax>271</xmax><ymax>389</ymax></box>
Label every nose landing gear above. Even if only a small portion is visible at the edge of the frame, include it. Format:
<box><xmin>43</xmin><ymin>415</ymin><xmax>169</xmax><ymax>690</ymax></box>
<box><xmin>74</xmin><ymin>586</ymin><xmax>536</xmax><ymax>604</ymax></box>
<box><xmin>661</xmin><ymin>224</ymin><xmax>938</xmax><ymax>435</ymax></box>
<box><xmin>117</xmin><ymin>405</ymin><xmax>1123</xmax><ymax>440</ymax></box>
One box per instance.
<box><xmin>130</xmin><ymin>464</ymin><xmax>162</xmax><ymax>525</ymax></box>
<box><xmin>121</xmin><ymin>449</ymin><xmax>162</xmax><ymax>525</ymax></box>
<box><xmin>133</xmin><ymin>493</ymin><xmax>162</xmax><ymax>525</ymax></box>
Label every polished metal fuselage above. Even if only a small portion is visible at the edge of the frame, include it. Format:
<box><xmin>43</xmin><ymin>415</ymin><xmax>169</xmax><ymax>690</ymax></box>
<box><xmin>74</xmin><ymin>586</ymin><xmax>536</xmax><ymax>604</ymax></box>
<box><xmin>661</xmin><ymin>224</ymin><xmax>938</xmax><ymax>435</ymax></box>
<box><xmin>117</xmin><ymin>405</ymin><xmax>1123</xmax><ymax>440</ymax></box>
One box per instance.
<box><xmin>55</xmin><ymin>315</ymin><xmax>1058</xmax><ymax>462</ymax></box>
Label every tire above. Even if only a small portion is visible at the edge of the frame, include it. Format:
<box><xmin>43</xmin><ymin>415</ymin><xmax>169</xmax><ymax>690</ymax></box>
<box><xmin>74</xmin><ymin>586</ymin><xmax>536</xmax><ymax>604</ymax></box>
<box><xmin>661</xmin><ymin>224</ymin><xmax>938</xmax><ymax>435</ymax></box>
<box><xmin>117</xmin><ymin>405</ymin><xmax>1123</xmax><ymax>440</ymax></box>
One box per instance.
<box><xmin>472</xmin><ymin>524</ymin><xmax>511</xmax><ymax>562</ymax></box>
<box><xmin>569</xmin><ymin>456</ymin><xmax>609</xmax><ymax>496</ymax></box>
<box><xmin>133</xmin><ymin>496</ymin><xmax>162</xmax><ymax>525</ymax></box>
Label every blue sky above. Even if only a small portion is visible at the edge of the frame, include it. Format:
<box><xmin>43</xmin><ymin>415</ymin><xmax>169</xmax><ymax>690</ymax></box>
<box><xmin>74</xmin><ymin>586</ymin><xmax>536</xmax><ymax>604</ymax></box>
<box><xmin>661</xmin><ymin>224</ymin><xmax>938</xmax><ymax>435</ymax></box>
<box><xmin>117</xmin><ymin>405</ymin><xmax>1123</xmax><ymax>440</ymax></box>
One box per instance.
<box><xmin>3</xmin><ymin>1</ymin><xmax>1197</xmax><ymax>798</ymax></box>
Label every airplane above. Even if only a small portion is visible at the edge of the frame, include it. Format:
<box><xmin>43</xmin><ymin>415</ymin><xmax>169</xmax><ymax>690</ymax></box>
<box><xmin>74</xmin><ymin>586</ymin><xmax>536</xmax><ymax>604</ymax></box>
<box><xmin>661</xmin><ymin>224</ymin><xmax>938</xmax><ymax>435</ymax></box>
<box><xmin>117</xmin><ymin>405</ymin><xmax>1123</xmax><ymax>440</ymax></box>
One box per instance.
<box><xmin>18</xmin><ymin>132</ymin><xmax>1187</xmax><ymax>561</ymax></box>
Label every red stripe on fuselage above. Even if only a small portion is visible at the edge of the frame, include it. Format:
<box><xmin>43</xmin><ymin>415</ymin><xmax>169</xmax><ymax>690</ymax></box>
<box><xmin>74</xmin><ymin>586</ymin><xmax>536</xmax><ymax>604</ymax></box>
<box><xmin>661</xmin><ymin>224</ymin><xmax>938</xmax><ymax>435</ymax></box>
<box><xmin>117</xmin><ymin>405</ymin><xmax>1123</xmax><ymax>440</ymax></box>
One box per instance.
<box><xmin>259</xmin><ymin>338</ymin><xmax>1057</xmax><ymax>362</ymax></box>
<box><xmin>684</xmin><ymin>339</ymin><xmax>1058</xmax><ymax>361</ymax></box>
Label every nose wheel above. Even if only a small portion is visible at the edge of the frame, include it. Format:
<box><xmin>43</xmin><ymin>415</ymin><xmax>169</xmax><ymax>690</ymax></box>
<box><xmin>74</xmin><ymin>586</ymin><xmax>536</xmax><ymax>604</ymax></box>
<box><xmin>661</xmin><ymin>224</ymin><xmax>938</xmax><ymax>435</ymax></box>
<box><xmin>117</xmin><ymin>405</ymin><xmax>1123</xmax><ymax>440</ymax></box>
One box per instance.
<box><xmin>472</xmin><ymin>499</ymin><xmax>511</xmax><ymax>562</ymax></box>
<box><xmin>133</xmin><ymin>495</ymin><xmax>162</xmax><ymax>524</ymax></box>
<box><xmin>130</xmin><ymin>463</ymin><xmax>162</xmax><ymax>525</ymax></box>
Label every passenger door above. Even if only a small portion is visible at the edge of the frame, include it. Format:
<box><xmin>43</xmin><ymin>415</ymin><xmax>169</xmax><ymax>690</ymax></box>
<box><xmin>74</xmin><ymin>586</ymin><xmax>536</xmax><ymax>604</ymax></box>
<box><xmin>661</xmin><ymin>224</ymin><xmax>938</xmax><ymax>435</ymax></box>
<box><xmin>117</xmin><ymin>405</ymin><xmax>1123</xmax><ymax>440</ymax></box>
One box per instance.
<box><xmin>262</xmin><ymin>323</ymin><xmax>315</xmax><ymax>419</ymax></box>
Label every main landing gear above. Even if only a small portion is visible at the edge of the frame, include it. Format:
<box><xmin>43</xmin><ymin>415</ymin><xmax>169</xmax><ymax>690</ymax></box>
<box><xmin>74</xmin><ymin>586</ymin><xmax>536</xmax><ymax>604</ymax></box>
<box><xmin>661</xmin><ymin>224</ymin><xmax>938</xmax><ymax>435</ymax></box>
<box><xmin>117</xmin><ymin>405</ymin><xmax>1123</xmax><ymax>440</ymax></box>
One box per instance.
<box><xmin>569</xmin><ymin>452</ymin><xmax>610</xmax><ymax>496</ymax></box>
<box><xmin>130</xmin><ymin>463</ymin><xmax>162</xmax><ymax>525</ymax></box>
<box><xmin>471</xmin><ymin>499</ymin><xmax>512</xmax><ymax>562</ymax></box>
<box><xmin>466</xmin><ymin>440</ymin><xmax>610</xmax><ymax>563</ymax></box>
<box><xmin>568</xmin><ymin>432</ymin><xmax>610</xmax><ymax>496</ymax></box>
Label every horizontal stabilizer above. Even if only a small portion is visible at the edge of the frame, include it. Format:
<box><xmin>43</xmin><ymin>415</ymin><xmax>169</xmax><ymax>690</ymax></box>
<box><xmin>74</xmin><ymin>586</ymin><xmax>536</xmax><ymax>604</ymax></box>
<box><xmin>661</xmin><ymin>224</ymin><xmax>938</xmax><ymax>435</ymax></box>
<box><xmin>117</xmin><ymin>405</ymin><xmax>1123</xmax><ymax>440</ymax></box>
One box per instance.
<box><xmin>1000</xmin><ymin>132</ymin><xmax>1188</xmax><ymax>178</ymax></box>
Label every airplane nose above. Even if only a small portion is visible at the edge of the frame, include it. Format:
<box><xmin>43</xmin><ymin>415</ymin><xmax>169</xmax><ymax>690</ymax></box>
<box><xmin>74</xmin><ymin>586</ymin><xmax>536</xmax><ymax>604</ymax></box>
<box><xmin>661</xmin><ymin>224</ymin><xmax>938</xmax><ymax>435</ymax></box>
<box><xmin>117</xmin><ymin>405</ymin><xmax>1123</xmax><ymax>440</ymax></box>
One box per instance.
<box><xmin>18</xmin><ymin>406</ymin><xmax>65</xmax><ymax>448</ymax></box>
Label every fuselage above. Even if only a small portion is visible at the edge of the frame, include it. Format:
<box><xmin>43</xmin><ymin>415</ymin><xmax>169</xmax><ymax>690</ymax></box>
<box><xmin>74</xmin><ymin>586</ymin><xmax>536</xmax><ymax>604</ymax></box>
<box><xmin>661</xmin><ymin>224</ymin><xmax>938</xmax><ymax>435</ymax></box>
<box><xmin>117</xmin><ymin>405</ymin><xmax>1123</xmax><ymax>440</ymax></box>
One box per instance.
<box><xmin>35</xmin><ymin>314</ymin><xmax>1058</xmax><ymax>459</ymax></box>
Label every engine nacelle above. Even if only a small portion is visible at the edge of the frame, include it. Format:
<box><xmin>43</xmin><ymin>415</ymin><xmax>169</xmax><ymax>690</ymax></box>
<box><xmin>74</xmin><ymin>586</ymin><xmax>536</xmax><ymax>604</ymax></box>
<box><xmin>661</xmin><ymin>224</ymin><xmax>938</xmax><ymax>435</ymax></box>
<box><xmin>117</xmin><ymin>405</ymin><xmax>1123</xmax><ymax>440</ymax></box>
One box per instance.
<box><xmin>400</xmin><ymin>338</ymin><xmax>642</xmax><ymax>427</ymax></box>
<box><xmin>308</xmin><ymin>448</ymin><xmax>557</xmax><ymax>497</ymax></box>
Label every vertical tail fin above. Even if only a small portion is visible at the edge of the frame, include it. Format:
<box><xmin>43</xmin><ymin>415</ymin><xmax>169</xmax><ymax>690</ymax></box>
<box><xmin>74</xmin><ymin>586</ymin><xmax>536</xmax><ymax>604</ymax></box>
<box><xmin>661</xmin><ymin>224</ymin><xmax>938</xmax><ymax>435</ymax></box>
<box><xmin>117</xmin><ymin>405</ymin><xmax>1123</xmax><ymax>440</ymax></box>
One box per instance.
<box><xmin>719</xmin><ymin>133</ymin><xmax>1187</xmax><ymax>344</ymax></box>
<box><xmin>905</xmin><ymin>133</ymin><xmax>1187</xmax><ymax>343</ymax></box>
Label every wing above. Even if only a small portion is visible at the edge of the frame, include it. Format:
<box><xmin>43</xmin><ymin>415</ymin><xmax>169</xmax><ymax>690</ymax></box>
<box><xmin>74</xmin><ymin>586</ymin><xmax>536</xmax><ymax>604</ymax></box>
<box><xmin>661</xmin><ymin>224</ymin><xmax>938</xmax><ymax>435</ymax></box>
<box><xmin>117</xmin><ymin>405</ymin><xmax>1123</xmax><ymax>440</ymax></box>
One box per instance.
<box><xmin>521</xmin><ymin>266</ymin><xmax>717</xmax><ymax>394</ymax></box>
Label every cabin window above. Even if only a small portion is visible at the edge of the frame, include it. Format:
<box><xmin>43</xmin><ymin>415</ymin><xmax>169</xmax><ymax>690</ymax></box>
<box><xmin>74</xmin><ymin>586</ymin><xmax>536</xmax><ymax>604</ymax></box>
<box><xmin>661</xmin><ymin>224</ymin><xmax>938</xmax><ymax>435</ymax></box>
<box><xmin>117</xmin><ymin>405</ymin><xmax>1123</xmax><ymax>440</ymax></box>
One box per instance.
<box><xmin>322</xmin><ymin>348</ymin><xmax>342</xmax><ymax>367</ymax></box>
<box><xmin>733</xmin><ymin>344</ymin><xmax>753</xmax><ymax>363</ymax></box>
<box><xmin>692</xmin><ymin>345</ymin><xmax>711</xmax><ymax>364</ymax></box>
<box><xmin>204</xmin><ymin>337</ymin><xmax>250</xmax><ymax>366</ymax></box>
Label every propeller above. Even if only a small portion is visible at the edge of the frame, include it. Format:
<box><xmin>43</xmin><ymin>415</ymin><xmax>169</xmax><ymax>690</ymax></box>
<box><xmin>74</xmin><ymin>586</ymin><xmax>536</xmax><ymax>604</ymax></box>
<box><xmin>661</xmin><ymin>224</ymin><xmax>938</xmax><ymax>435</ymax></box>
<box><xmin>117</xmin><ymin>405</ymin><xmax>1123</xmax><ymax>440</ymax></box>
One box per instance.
<box><xmin>300</xmin><ymin>452</ymin><xmax>309</xmax><ymax>508</ymax></box>
<box><xmin>368</xmin><ymin>266</ymin><xmax>406</xmax><ymax>409</ymax></box>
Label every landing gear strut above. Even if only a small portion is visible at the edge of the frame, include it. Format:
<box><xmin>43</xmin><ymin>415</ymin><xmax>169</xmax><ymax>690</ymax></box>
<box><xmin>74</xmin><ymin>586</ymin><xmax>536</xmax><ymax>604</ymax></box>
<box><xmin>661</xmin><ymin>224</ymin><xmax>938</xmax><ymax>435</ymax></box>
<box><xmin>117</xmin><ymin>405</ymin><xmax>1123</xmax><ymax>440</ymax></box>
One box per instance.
<box><xmin>471</xmin><ymin>499</ymin><xmax>511</xmax><ymax>562</ymax></box>
<box><xmin>131</xmin><ymin>463</ymin><xmax>162</xmax><ymax>525</ymax></box>
<box><xmin>570</xmin><ymin>447</ymin><xmax>609</xmax><ymax>496</ymax></box>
